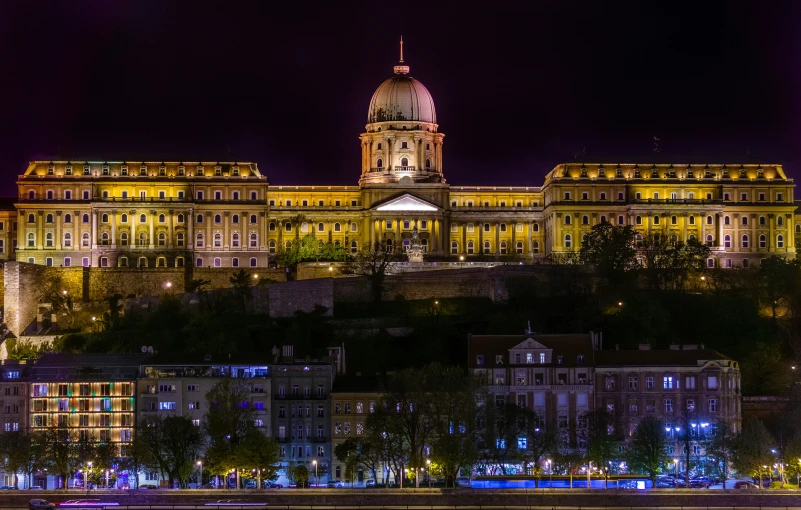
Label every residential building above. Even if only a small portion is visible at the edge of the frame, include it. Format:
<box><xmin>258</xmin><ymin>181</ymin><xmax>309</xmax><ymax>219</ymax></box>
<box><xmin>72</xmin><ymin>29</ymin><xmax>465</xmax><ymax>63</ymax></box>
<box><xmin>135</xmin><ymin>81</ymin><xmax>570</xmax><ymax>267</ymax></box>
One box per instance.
<box><xmin>27</xmin><ymin>354</ymin><xmax>145</xmax><ymax>489</ymax></box>
<box><xmin>270</xmin><ymin>346</ymin><xmax>336</xmax><ymax>486</ymax></box>
<box><xmin>0</xmin><ymin>360</ymin><xmax>29</xmax><ymax>487</ymax></box>
<box><xmin>330</xmin><ymin>375</ymin><xmax>383</xmax><ymax>484</ymax></box>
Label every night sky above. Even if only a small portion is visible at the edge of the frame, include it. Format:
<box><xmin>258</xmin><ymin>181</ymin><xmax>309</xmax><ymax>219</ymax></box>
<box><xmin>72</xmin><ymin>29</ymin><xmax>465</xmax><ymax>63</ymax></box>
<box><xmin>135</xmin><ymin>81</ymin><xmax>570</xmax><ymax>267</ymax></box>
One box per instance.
<box><xmin>1</xmin><ymin>1</ymin><xmax>800</xmax><ymax>196</ymax></box>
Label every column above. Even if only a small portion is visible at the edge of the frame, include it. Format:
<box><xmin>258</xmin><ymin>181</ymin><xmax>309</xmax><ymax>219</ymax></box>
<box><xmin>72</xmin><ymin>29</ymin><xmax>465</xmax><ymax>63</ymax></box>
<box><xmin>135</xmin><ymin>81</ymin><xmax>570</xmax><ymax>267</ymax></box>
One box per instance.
<box><xmin>224</xmin><ymin>212</ymin><xmax>230</xmax><ymax>250</ymax></box>
<box><xmin>511</xmin><ymin>221</ymin><xmax>517</xmax><ymax>251</ymax></box>
<box><xmin>461</xmin><ymin>223</ymin><xmax>466</xmax><ymax>255</ymax></box>
<box><xmin>681</xmin><ymin>213</ymin><xmax>688</xmax><ymax>243</ymax></box>
<box><xmin>417</xmin><ymin>138</ymin><xmax>423</xmax><ymax>170</ymax></box>
<box><xmin>168</xmin><ymin>210</ymin><xmax>174</xmax><ymax>249</ymax></box>
<box><xmin>478</xmin><ymin>223</ymin><xmax>483</xmax><ymax>253</ymax></box>
<box><xmin>716</xmin><ymin>212</ymin><xmax>723</xmax><ymax>248</ymax></box>
<box><xmin>769</xmin><ymin>214</ymin><xmax>775</xmax><ymax>250</ymax></box>
<box><xmin>733</xmin><ymin>213</ymin><xmax>739</xmax><ymax>252</ymax></box>
<box><xmin>73</xmin><ymin>211</ymin><xmax>78</xmax><ymax>251</ymax></box>
<box><xmin>149</xmin><ymin>211</ymin><xmax>155</xmax><ymax>249</ymax></box>
<box><xmin>188</xmin><ymin>210</ymin><xmax>194</xmax><ymax>250</ymax></box>
<box><xmin>554</xmin><ymin>214</ymin><xmax>561</xmax><ymax>250</ymax></box>
<box><xmin>55</xmin><ymin>212</ymin><xmax>62</xmax><ymax>250</ymax></box>
<box><xmin>260</xmin><ymin>212</ymin><xmax>267</xmax><ymax>250</ymax></box>
<box><xmin>528</xmin><ymin>223</ymin><xmax>533</xmax><ymax>255</ymax></box>
<box><xmin>750</xmin><ymin>214</ymin><xmax>755</xmax><ymax>253</ymax></box>
<box><xmin>495</xmin><ymin>222</ymin><xmax>500</xmax><ymax>256</ymax></box>
<box><xmin>91</xmin><ymin>210</ymin><xmax>97</xmax><ymax>249</ymax></box>
<box><xmin>387</xmin><ymin>138</ymin><xmax>393</xmax><ymax>172</ymax></box>
<box><xmin>442</xmin><ymin>215</ymin><xmax>450</xmax><ymax>254</ymax></box>
<box><xmin>205</xmin><ymin>212</ymin><xmax>211</xmax><ymax>252</ymax></box>
<box><xmin>432</xmin><ymin>219</ymin><xmax>439</xmax><ymax>253</ymax></box>
<box><xmin>110</xmin><ymin>211</ymin><xmax>116</xmax><ymax>248</ymax></box>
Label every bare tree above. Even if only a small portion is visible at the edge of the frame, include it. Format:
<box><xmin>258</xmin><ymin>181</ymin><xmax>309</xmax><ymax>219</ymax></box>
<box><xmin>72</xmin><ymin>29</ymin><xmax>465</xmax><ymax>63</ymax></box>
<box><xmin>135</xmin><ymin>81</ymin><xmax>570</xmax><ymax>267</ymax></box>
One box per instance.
<box><xmin>341</xmin><ymin>242</ymin><xmax>404</xmax><ymax>302</ymax></box>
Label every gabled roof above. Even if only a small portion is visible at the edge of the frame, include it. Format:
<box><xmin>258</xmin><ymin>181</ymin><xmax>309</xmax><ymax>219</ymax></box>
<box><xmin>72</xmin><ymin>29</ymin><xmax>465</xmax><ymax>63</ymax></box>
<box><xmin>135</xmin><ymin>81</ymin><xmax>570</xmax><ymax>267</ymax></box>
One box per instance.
<box><xmin>372</xmin><ymin>193</ymin><xmax>440</xmax><ymax>212</ymax></box>
<box><xmin>468</xmin><ymin>334</ymin><xmax>593</xmax><ymax>369</ymax></box>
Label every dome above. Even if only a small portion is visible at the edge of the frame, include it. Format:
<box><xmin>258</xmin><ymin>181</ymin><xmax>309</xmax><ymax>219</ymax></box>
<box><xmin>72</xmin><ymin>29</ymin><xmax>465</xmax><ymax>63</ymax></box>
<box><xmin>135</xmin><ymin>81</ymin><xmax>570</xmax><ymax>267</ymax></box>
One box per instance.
<box><xmin>367</xmin><ymin>74</ymin><xmax>437</xmax><ymax>124</ymax></box>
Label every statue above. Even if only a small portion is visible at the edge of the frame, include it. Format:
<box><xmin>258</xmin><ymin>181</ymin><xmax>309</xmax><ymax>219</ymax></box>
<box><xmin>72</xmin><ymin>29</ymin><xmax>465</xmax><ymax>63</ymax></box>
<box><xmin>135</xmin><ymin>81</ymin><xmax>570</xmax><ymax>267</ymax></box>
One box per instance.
<box><xmin>407</xmin><ymin>225</ymin><xmax>424</xmax><ymax>263</ymax></box>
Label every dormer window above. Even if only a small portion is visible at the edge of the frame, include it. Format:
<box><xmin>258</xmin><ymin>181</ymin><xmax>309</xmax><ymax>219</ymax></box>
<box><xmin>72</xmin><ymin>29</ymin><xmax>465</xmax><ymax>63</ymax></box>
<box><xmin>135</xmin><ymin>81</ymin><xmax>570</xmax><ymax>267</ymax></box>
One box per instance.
<box><xmin>177</xmin><ymin>165</ymin><xmax>185</xmax><ymax>176</ymax></box>
<box><xmin>539</xmin><ymin>353</ymin><xmax>545</xmax><ymax>364</ymax></box>
<box><xmin>577</xmin><ymin>355</ymin><xmax>585</xmax><ymax>365</ymax></box>
<box><xmin>47</xmin><ymin>164</ymin><xmax>54</xmax><ymax>175</ymax></box>
<box><xmin>215</xmin><ymin>167</ymin><xmax>222</xmax><ymax>176</ymax></box>
<box><xmin>514</xmin><ymin>353</ymin><xmax>521</xmax><ymax>364</ymax></box>
<box><xmin>140</xmin><ymin>165</ymin><xmax>147</xmax><ymax>176</ymax></box>
<box><xmin>121</xmin><ymin>165</ymin><xmax>128</xmax><ymax>176</ymax></box>
<box><xmin>475</xmin><ymin>355</ymin><xmax>484</xmax><ymax>366</ymax></box>
<box><xmin>159</xmin><ymin>165</ymin><xmax>166</xmax><ymax>176</ymax></box>
<box><xmin>495</xmin><ymin>355</ymin><xmax>503</xmax><ymax>365</ymax></box>
<box><xmin>557</xmin><ymin>356</ymin><xmax>564</xmax><ymax>365</ymax></box>
<box><xmin>232</xmin><ymin>166</ymin><xmax>239</xmax><ymax>176</ymax></box>
<box><xmin>65</xmin><ymin>165</ymin><xmax>72</xmax><ymax>176</ymax></box>
<box><xmin>196</xmin><ymin>166</ymin><xmax>204</xmax><ymax>176</ymax></box>
<box><xmin>83</xmin><ymin>165</ymin><xmax>91</xmax><ymax>175</ymax></box>
<box><xmin>526</xmin><ymin>353</ymin><xmax>533</xmax><ymax>364</ymax></box>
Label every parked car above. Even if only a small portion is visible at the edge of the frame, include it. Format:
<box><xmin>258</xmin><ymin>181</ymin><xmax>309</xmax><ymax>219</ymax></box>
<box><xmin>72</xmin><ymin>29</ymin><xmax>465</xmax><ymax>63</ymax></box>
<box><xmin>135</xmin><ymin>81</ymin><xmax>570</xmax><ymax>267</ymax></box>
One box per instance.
<box><xmin>734</xmin><ymin>481</ymin><xmax>759</xmax><ymax>490</ymax></box>
<box><xmin>0</xmin><ymin>486</ymin><xmax>17</xmax><ymax>490</ymax></box>
<box><xmin>326</xmin><ymin>481</ymin><xmax>344</xmax><ymax>488</ymax></box>
<box><xmin>138</xmin><ymin>484</ymin><xmax>158</xmax><ymax>490</ymax></box>
<box><xmin>265</xmin><ymin>482</ymin><xmax>283</xmax><ymax>489</ymax></box>
<box><xmin>689</xmin><ymin>477</ymin><xmax>710</xmax><ymax>488</ymax></box>
<box><xmin>655</xmin><ymin>476</ymin><xmax>675</xmax><ymax>488</ymax></box>
<box><xmin>455</xmin><ymin>477</ymin><xmax>471</xmax><ymax>487</ymax></box>
<box><xmin>243</xmin><ymin>481</ymin><xmax>257</xmax><ymax>489</ymax></box>
<box><xmin>28</xmin><ymin>500</ymin><xmax>54</xmax><ymax>510</ymax></box>
<box><xmin>365</xmin><ymin>479</ymin><xmax>376</xmax><ymax>487</ymax></box>
<box><xmin>28</xmin><ymin>486</ymin><xmax>43</xmax><ymax>491</ymax></box>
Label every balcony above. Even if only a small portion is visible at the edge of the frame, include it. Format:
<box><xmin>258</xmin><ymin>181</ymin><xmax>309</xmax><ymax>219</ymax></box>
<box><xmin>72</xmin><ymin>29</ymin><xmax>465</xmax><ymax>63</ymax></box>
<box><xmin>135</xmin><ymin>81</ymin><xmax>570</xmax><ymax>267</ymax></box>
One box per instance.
<box><xmin>393</xmin><ymin>166</ymin><xmax>416</xmax><ymax>172</ymax></box>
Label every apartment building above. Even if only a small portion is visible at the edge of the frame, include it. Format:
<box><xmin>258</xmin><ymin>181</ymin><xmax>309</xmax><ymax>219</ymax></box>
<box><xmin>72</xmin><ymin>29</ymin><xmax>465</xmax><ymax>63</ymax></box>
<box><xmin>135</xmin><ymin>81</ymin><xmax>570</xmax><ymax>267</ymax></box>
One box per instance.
<box><xmin>330</xmin><ymin>375</ymin><xmax>383</xmax><ymax>483</ymax></box>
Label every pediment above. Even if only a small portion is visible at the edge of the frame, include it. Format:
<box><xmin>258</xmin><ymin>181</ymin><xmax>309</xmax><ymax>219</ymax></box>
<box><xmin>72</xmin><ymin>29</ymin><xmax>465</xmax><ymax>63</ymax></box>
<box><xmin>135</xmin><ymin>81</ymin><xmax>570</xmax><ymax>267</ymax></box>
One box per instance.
<box><xmin>510</xmin><ymin>337</ymin><xmax>551</xmax><ymax>351</ymax></box>
<box><xmin>373</xmin><ymin>193</ymin><xmax>440</xmax><ymax>212</ymax></box>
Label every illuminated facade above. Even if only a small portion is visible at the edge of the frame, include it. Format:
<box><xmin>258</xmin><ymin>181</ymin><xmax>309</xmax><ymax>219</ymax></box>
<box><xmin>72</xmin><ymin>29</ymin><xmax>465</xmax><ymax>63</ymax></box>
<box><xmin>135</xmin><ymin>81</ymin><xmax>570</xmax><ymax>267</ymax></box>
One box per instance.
<box><xmin>27</xmin><ymin>355</ymin><xmax>141</xmax><ymax>452</ymax></box>
<box><xmin>9</xmin><ymin>44</ymin><xmax>798</xmax><ymax>269</ymax></box>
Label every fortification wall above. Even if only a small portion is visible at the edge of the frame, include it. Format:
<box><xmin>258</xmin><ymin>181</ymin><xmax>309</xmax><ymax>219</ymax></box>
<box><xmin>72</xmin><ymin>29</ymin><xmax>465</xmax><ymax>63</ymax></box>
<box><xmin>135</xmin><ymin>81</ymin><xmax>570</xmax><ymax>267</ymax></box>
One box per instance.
<box><xmin>269</xmin><ymin>278</ymin><xmax>334</xmax><ymax>317</ymax></box>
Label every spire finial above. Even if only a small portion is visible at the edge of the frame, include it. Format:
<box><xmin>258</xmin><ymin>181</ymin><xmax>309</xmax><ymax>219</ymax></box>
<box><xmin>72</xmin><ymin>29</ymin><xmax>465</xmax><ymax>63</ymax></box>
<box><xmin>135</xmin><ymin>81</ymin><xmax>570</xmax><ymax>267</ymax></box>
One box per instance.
<box><xmin>393</xmin><ymin>36</ymin><xmax>410</xmax><ymax>75</ymax></box>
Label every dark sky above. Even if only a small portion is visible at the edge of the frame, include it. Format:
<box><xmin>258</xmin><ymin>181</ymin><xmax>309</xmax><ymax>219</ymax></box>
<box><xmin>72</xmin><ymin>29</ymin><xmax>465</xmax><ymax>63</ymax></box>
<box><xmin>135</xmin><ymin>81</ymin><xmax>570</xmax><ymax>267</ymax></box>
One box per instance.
<box><xmin>1</xmin><ymin>1</ymin><xmax>800</xmax><ymax>195</ymax></box>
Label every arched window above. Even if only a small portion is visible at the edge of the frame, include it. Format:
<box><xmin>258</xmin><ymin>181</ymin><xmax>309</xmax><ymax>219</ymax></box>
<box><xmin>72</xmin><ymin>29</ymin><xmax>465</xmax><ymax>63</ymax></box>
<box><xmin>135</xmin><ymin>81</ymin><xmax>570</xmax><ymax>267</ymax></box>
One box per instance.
<box><xmin>671</xmin><ymin>215</ymin><xmax>677</xmax><ymax>225</ymax></box>
<box><xmin>582</xmin><ymin>233</ymin><xmax>589</xmax><ymax>244</ymax></box>
<box><xmin>232</xmin><ymin>214</ymin><xmax>239</xmax><ymax>224</ymax></box>
<box><xmin>140</xmin><ymin>214</ymin><xmax>147</xmax><ymax>223</ymax></box>
<box><xmin>139</xmin><ymin>232</ymin><xmax>147</xmax><ymax>247</ymax></box>
<box><xmin>119</xmin><ymin>213</ymin><xmax>126</xmax><ymax>223</ymax></box>
<box><xmin>317</xmin><ymin>222</ymin><xmax>325</xmax><ymax>232</ymax></box>
<box><xmin>250</xmin><ymin>214</ymin><xmax>257</xmax><ymax>224</ymax></box>
<box><xmin>334</xmin><ymin>240</ymin><xmax>341</xmax><ymax>248</ymax></box>
<box><xmin>533</xmin><ymin>223</ymin><xmax>539</xmax><ymax>232</ymax></box>
<box><xmin>760</xmin><ymin>234</ymin><xmax>767</xmax><ymax>248</ymax></box>
<box><xmin>63</xmin><ymin>232</ymin><xmax>71</xmax><ymax>247</ymax></box>
<box><xmin>174</xmin><ymin>232</ymin><xmax>183</xmax><ymax>247</ymax></box>
<box><xmin>564</xmin><ymin>234</ymin><xmax>572</xmax><ymax>248</ymax></box>
<box><xmin>467</xmin><ymin>241</ymin><xmax>474</xmax><ymax>254</ymax></box>
<box><xmin>196</xmin><ymin>214</ymin><xmax>204</xmax><ymax>224</ymax></box>
<box><xmin>425</xmin><ymin>158</ymin><xmax>431</xmax><ymax>169</ymax></box>
<box><xmin>706</xmin><ymin>234</ymin><xmax>714</xmax><ymax>247</ymax></box>
<box><xmin>350</xmin><ymin>222</ymin><xmax>358</xmax><ymax>232</ymax></box>
<box><xmin>214</xmin><ymin>233</ymin><xmax>222</xmax><ymax>247</ymax></box>
<box><xmin>138</xmin><ymin>257</ymin><xmax>147</xmax><ymax>268</ymax></box>
<box><xmin>158</xmin><ymin>232</ymin><xmax>166</xmax><ymax>246</ymax></box>
<box><xmin>334</xmin><ymin>222</ymin><xmax>341</xmax><ymax>232</ymax></box>
<box><xmin>64</xmin><ymin>213</ymin><xmax>72</xmax><ymax>224</ymax></box>
<box><xmin>516</xmin><ymin>223</ymin><xmax>524</xmax><ymax>232</ymax></box>
<box><xmin>500</xmin><ymin>241</ymin><xmax>507</xmax><ymax>254</ymax></box>
<box><xmin>742</xmin><ymin>216</ymin><xmax>748</xmax><ymax>226</ymax></box>
<box><xmin>232</xmin><ymin>191</ymin><xmax>239</xmax><ymax>201</ymax></box>
<box><xmin>689</xmin><ymin>234</ymin><xmax>696</xmax><ymax>241</ymax></box>
<box><xmin>421</xmin><ymin>238</ymin><xmax>428</xmax><ymax>252</ymax></box>
<box><xmin>500</xmin><ymin>223</ymin><xmax>507</xmax><ymax>232</ymax></box>
<box><xmin>636</xmin><ymin>234</ymin><xmax>643</xmax><ymax>247</ymax></box>
<box><xmin>635</xmin><ymin>216</ymin><xmax>642</xmax><ymax>225</ymax></box>
<box><xmin>670</xmin><ymin>234</ymin><xmax>678</xmax><ymax>243</ymax></box>
<box><xmin>742</xmin><ymin>234</ymin><xmax>749</xmax><ymax>248</ymax></box>
<box><xmin>46</xmin><ymin>213</ymin><xmax>54</xmax><ymax>223</ymax></box>
<box><xmin>301</xmin><ymin>222</ymin><xmax>309</xmax><ymax>233</ymax></box>
<box><xmin>582</xmin><ymin>215</ymin><xmax>589</xmax><ymax>225</ymax></box>
<box><xmin>27</xmin><ymin>190</ymin><xmax>35</xmax><ymax>200</ymax></box>
<box><xmin>653</xmin><ymin>215</ymin><xmax>660</xmax><ymax>225</ymax></box>
<box><xmin>120</xmin><ymin>232</ymin><xmax>128</xmax><ymax>246</ymax></box>
<box><xmin>157</xmin><ymin>257</ymin><xmax>166</xmax><ymax>268</ymax></box>
<box><xmin>213</xmin><ymin>257</ymin><xmax>221</xmax><ymax>267</ymax></box>
<box><xmin>175</xmin><ymin>257</ymin><xmax>184</xmax><ymax>268</ymax></box>
<box><xmin>532</xmin><ymin>241</ymin><xmax>540</xmax><ymax>254</ymax></box>
<box><xmin>724</xmin><ymin>234</ymin><xmax>731</xmax><ymax>248</ymax></box>
<box><xmin>249</xmin><ymin>257</ymin><xmax>257</xmax><ymax>268</ymax></box>
<box><xmin>82</xmin><ymin>213</ymin><xmax>89</xmax><ymax>223</ymax></box>
<box><xmin>451</xmin><ymin>241</ymin><xmax>458</xmax><ymax>254</ymax></box>
<box><xmin>777</xmin><ymin>234</ymin><xmax>785</xmax><ymax>248</ymax></box>
<box><xmin>269</xmin><ymin>240</ymin><xmax>276</xmax><ymax>253</ymax></box>
<box><xmin>778</xmin><ymin>215</ymin><xmax>785</xmax><ymax>226</ymax></box>
<box><xmin>724</xmin><ymin>216</ymin><xmax>730</xmax><ymax>225</ymax></box>
<box><xmin>797</xmin><ymin>224</ymin><xmax>801</xmax><ymax>233</ymax></box>
<box><xmin>82</xmin><ymin>232</ymin><xmax>90</xmax><ymax>247</ymax></box>
<box><xmin>27</xmin><ymin>213</ymin><xmax>35</xmax><ymax>224</ymax></box>
<box><xmin>26</xmin><ymin>232</ymin><xmax>35</xmax><ymax>247</ymax></box>
<box><xmin>196</xmin><ymin>232</ymin><xmax>204</xmax><ymax>248</ymax></box>
<box><xmin>285</xmin><ymin>222</ymin><xmax>292</xmax><ymax>232</ymax></box>
<box><xmin>600</xmin><ymin>215</ymin><xmax>607</xmax><ymax>224</ymax></box>
<box><xmin>483</xmin><ymin>223</ymin><xmax>491</xmax><ymax>232</ymax></box>
<box><xmin>177</xmin><ymin>214</ymin><xmax>184</xmax><ymax>223</ymax></box>
<box><xmin>706</xmin><ymin>215</ymin><xmax>713</xmax><ymax>225</ymax></box>
<box><xmin>214</xmin><ymin>214</ymin><xmax>221</xmax><ymax>224</ymax></box>
<box><xmin>350</xmin><ymin>240</ymin><xmax>358</xmax><ymax>253</ymax></box>
<box><xmin>564</xmin><ymin>215</ymin><xmax>571</xmax><ymax>225</ymax></box>
<box><xmin>232</xmin><ymin>257</ymin><xmax>239</xmax><ymax>267</ymax></box>
<box><xmin>400</xmin><ymin>157</ymin><xmax>409</xmax><ymax>167</ymax></box>
<box><xmin>268</xmin><ymin>222</ymin><xmax>276</xmax><ymax>232</ymax></box>
<box><xmin>45</xmin><ymin>232</ymin><xmax>54</xmax><ymax>247</ymax></box>
<box><xmin>100</xmin><ymin>232</ymin><xmax>109</xmax><ymax>245</ymax></box>
<box><xmin>119</xmin><ymin>256</ymin><xmax>128</xmax><ymax>268</ymax></box>
<box><xmin>516</xmin><ymin>241</ymin><xmax>524</xmax><ymax>254</ymax></box>
<box><xmin>483</xmin><ymin>241</ymin><xmax>491</xmax><ymax>254</ymax></box>
<box><xmin>159</xmin><ymin>214</ymin><xmax>165</xmax><ymax>223</ymax></box>
<box><xmin>101</xmin><ymin>213</ymin><xmax>109</xmax><ymax>223</ymax></box>
<box><xmin>689</xmin><ymin>216</ymin><xmax>696</xmax><ymax>225</ymax></box>
<box><xmin>230</xmin><ymin>232</ymin><xmax>240</xmax><ymax>248</ymax></box>
<box><xmin>376</xmin><ymin>158</ymin><xmax>383</xmax><ymax>168</ymax></box>
<box><xmin>385</xmin><ymin>238</ymin><xmax>393</xmax><ymax>252</ymax></box>
<box><xmin>250</xmin><ymin>233</ymin><xmax>258</xmax><ymax>248</ymax></box>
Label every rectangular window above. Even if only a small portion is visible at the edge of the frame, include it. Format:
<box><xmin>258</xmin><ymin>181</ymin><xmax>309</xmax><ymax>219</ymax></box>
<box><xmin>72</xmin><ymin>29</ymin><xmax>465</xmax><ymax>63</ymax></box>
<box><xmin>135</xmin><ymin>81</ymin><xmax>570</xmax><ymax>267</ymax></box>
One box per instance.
<box><xmin>685</xmin><ymin>376</ymin><xmax>696</xmax><ymax>389</ymax></box>
<box><xmin>708</xmin><ymin>376</ymin><xmax>718</xmax><ymax>389</ymax></box>
<box><xmin>663</xmin><ymin>376</ymin><xmax>674</xmax><ymax>389</ymax></box>
<box><xmin>664</xmin><ymin>399</ymin><xmax>673</xmax><ymax>413</ymax></box>
<box><xmin>628</xmin><ymin>376</ymin><xmax>638</xmax><ymax>390</ymax></box>
<box><xmin>159</xmin><ymin>402</ymin><xmax>176</xmax><ymax>410</ymax></box>
<box><xmin>708</xmin><ymin>399</ymin><xmax>718</xmax><ymax>412</ymax></box>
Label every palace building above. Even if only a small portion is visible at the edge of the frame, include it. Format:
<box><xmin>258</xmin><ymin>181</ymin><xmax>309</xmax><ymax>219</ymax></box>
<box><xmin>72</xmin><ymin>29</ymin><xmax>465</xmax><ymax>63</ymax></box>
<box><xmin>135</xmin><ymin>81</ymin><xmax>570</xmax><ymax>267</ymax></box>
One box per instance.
<box><xmin>9</xmin><ymin>44</ymin><xmax>799</xmax><ymax>270</ymax></box>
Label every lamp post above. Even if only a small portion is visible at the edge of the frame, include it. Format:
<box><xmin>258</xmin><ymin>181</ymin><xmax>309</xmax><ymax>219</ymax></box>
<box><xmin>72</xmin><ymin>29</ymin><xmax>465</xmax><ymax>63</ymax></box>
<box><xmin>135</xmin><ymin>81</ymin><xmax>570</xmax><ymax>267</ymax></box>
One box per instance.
<box><xmin>312</xmin><ymin>460</ymin><xmax>317</xmax><ymax>488</ymax></box>
<box><xmin>86</xmin><ymin>462</ymin><xmax>93</xmax><ymax>495</ymax></box>
<box><xmin>547</xmin><ymin>459</ymin><xmax>552</xmax><ymax>488</ymax></box>
<box><xmin>197</xmin><ymin>461</ymin><xmax>202</xmax><ymax>488</ymax></box>
<box><xmin>673</xmin><ymin>458</ymin><xmax>678</xmax><ymax>478</ymax></box>
<box><xmin>426</xmin><ymin>460</ymin><xmax>431</xmax><ymax>488</ymax></box>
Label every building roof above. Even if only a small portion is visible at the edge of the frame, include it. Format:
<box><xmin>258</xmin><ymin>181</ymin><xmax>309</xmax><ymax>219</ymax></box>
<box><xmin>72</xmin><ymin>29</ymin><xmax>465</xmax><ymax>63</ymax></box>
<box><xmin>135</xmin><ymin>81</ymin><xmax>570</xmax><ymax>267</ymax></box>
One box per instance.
<box><xmin>368</xmin><ymin>74</ymin><xmax>436</xmax><ymax>124</ymax></box>
<box><xmin>32</xmin><ymin>353</ymin><xmax>150</xmax><ymax>367</ymax></box>
<box><xmin>594</xmin><ymin>348</ymin><xmax>732</xmax><ymax>367</ymax></box>
<box><xmin>468</xmin><ymin>334</ymin><xmax>594</xmax><ymax>369</ymax></box>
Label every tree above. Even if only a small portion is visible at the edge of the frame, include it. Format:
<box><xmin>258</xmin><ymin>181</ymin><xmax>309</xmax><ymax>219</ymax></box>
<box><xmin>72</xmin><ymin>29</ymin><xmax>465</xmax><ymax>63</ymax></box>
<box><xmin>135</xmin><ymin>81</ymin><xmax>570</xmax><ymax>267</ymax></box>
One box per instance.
<box><xmin>229</xmin><ymin>270</ymin><xmax>253</xmax><ymax>313</ymax></box>
<box><xmin>626</xmin><ymin>416</ymin><xmax>666</xmax><ymax>484</ymax></box>
<box><xmin>579</xmin><ymin>410</ymin><xmax>620</xmax><ymax>487</ymax></box>
<box><xmin>0</xmin><ymin>431</ymin><xmax>33</xmax><ymax>488</ymax></box>
<box><xmin>187</xmin><ymin>278</ymin><xmax>212</xmax><ymax>294</ymax></box>
<box><xmin>233</xmin><ymin>428</ymin><xmax>281</xmax><ymax>488</ymax></box>
<box><xmin>41</xmin><ymin>429</ymin><xmax>82</xmax><ymax>490</ymax></box>
<box><xmin>732</xmin><ymin>416</ymin><xmax>775</xmax><ymax>489</ymax></box>
<box><xmin>138</xmin><ymin>415</ymin><xmax>203</xmax><ymax>488</ymax></box>
<box><xmin>292</xmin><ymin>464</ymin><xmax>309</xmax><ymax>488</ymax></box>
<box><xmin>706</xmin><ymin>422</ymin><xmax>736</xmax><ymax>490</ymax></box>
<box><xmin>639</xmin><ymin>231</ymin><xmax>710</xmax><ymax>291</ymax></box>
<box><xmin>117</xmin><ymin>432</ymin><xmax>157</xmax><ymax>489</ymax></box>
<box><xmin>741</xmin><ymin>343</ymin><xmax>792</xmax><ymax>395</ymax></box>
<box><xmin>476</xmin><ymin>402</ymin><xmax>533</xmax><ymax>474</ymax></box>
<box><xmin>342</xmin><ymin>242</ymin><xmax>404</xmax><ymax>302</ymax></box>
<box><xmin>579</xmin><ymin>223</ymin><xmax>637</xmax><ymax>283</ymax></box>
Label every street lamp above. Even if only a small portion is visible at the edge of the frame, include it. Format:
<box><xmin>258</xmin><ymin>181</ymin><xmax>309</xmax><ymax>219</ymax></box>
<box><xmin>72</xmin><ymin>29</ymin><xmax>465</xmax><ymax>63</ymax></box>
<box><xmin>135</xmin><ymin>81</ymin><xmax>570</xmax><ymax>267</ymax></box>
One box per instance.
<box><xmin>312</xmin><ymin>460</ymin><xmax>317</xmax><ymax>489</ymax></box>
<box><xmin>793</xmin><ymin>366</ymin><xmax>797</xmax><ymax>385</ymax></box>
<box><xmin>197</xmin><ymin>461</ymin><xmax>202</xmax><ymax>488</ymax></box>
<box><xmin>426</xmin><ymin>460</ymin><xmax>431</xmax><ymax>488</ymax></box>
<box><xmin>673</xmin><ymin>458</ymin><xmax>678</xmax><ymax>478</ymax></box>
<box><xmin>86</xmin><ymin>462</ymin><xmax>93</xmax><ymax>495</ymax></box>
<box><xmin>547</xmin><ymin>459</ymin><xmax>552</xmax><ymax>487</ymax></box>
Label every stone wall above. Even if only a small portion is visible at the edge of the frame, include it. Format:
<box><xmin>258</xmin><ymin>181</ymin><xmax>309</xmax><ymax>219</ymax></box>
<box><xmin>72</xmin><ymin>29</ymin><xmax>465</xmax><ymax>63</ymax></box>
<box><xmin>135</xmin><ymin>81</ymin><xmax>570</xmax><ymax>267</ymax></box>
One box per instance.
<box><xmin>269</xmin><ymin>278</ymin><xmax>334</xmax><ymax>317</ymax></box>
